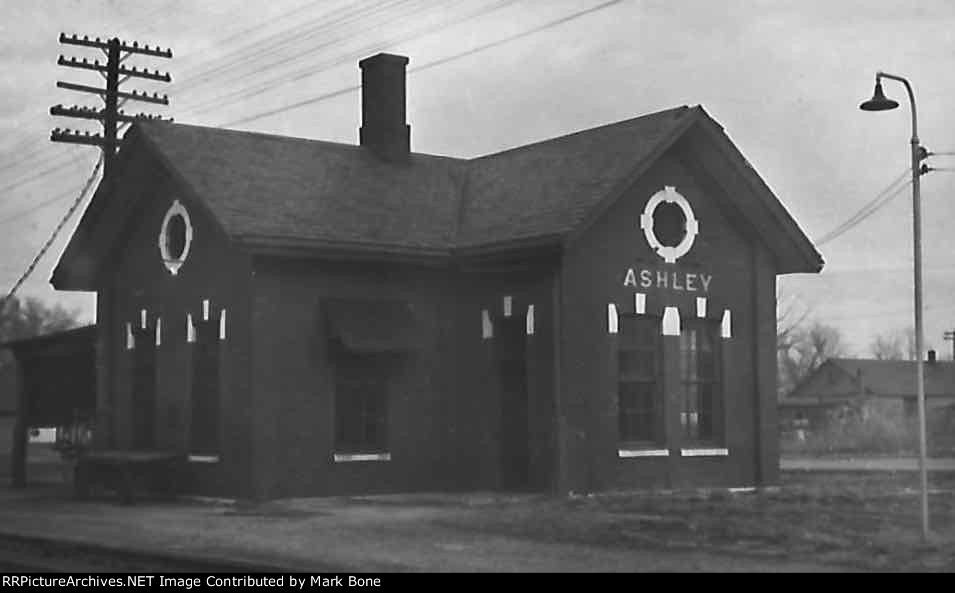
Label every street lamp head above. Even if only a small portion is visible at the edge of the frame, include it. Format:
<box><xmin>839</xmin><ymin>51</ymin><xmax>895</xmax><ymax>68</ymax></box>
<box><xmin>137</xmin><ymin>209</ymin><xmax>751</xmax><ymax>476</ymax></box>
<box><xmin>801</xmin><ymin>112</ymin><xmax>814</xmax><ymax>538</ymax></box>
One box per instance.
<box><xmin>860</xmin><ymin>79</ymin><xmax>900</xmax><ymax>111</ymax></box>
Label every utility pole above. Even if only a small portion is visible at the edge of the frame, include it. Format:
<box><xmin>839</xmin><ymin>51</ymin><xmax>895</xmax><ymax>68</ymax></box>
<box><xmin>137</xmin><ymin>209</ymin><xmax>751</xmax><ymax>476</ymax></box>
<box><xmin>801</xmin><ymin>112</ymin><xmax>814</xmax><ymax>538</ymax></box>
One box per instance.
<box><xmin>50</xmin><ymin>34</ymin><xmax>173</xmax><ymax>178</ymax></box>
<box><xmin>944</xmin><ymin>330</ymin><xmax>955</xmax><ymax>361</ymax></box>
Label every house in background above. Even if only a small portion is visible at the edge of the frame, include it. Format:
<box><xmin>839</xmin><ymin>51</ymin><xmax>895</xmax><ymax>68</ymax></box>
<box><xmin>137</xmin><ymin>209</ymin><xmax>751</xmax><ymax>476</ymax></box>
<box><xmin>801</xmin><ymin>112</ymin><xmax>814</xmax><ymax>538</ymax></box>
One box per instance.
<box><xmin>51</xmin><ymin>53</ymin><xmax>822</xmax><ymax>499</ymax></box>
<box><xmin>779</xmin><ymin>352</ymin><xmax>955</xmax><ymax>429</ymax></box>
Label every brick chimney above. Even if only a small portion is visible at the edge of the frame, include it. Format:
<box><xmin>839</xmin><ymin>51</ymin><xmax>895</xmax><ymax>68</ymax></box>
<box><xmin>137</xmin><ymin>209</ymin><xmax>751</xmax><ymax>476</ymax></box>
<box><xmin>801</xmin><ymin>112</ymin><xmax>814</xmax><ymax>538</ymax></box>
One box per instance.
<box><xmin>359</xmin><ymin>53</ymin><xmax>410</xmax><ymax>161</ymax></box>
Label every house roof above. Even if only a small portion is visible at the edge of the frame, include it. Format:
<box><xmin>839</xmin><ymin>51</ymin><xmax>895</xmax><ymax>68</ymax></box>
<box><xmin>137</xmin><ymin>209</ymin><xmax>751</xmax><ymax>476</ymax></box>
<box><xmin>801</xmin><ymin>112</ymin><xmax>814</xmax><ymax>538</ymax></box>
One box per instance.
<box><xmin>784</xmin><ymin>358</ymin><xmax>955</xmax><ymax>404</ymax></box>
<box><xmin>53</xmin><ymin>105</ymin><xmax>823</xmax><ymax>289</ymax></box>
<box><xmin>139</xmin><ymin>123</ymin><xmax>467</xmax><ymax>252</ymax></box>
<box><xmin>458</xmin><ymin>106</ymin><xmax>695</xmax><ymax>248</ymax></box>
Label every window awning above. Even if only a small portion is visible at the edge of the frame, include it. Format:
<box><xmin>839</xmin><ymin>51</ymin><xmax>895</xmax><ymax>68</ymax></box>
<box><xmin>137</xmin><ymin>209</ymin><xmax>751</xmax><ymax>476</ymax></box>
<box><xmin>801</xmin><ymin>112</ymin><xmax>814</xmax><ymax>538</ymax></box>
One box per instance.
<box><xmin>324</xmin><ymin>300</ymin><xmax>420</xmax><ymax>353</ymax></box>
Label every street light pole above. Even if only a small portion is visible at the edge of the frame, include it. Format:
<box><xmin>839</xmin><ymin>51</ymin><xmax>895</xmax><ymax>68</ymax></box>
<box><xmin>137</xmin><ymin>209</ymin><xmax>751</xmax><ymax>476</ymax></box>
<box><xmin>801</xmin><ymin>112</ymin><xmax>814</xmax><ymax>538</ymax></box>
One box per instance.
<box><xmin>860</xmin><ymin>71</ymin><xmax>930</xmax><ymax>540</ymax></box>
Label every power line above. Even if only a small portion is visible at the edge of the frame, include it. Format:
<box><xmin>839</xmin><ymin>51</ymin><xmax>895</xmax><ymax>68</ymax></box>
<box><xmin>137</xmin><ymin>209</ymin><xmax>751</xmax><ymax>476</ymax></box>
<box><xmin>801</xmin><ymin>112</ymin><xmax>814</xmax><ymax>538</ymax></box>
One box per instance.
<box><xmin>224</xmin><ymin>0</ymin><xmax>624</xmax><ymax>127</ymax></box>
<box><xmin>173</xmin><ymin>0</ymin><xmax>395</xmax><ymax>83</ymax></box>
<box><xmin>0</xmin><ymin>156</ymin><xmax>87</xmax><ymax>200</ymax></box>
<box><xmin>817</xmin><ymin>174</ymin><xmax>908</xmax><ymax>241</ymax></box>
<box><xmin>0</xmin><ymin>0</ymin><xmax>404</xmax><ymax>186</ymax></box>
<box><xmin>181</xmin><ymin>0</ymin><xmax>502</xmax><ymax>117</ymax></box>
<box><xmin>411</xmin><ymin>0</ymin><xmax>623</xmax><ymax>74</ymax></box>
<box><xmin>2</xmin><ymin>0</ymin><xmax>612</xmax><ymax>216</ymax></box>
<box><xmin>0</xmin><ymin>142</ymin><xmax>60</xmax><ymax>175</ymax></box>
<box><xmin>4</xmin><ymin>2</ymin><xmax>449</xmax><ymax>182</ymax></box>
<box><xmin>814</xmin><ymin>168</ymin><xmax>910</xmax><ymax>246</ymax></box>
<box><xmin>818</xmin><ymin>302</ymin><xmax>952</xmax><ymax>323</ymax></box>
<box><xmin>176</xmin><ymin>0</ymin><xmax>433</xmax><ymax>111</ymax></box>
<box><xmin>0</xmin><ymin>189</ymin><xmax>75</xmax><ymax>226</ymax></box>
<box><xmin>816</xmin><ymin>180</ymin><xmax>910</xmax><ymax>247</ymax></box>
<box><xmin>172</xmin><ymin>0</ymin><xmax>410</xmax><ymax>97</ymax></box>
<box><xmin>1</xmin><ymin>154</ymin><xmax>103</xmax><ymax>306</ymax></box>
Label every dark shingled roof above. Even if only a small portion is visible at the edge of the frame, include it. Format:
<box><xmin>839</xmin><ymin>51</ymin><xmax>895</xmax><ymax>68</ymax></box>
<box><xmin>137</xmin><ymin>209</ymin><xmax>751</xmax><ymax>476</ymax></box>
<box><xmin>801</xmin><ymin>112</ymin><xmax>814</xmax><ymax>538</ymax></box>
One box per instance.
<box><xmin>139</xmin><ymin>124</ymin><xmax>467</xmax><ymax>252</ymax></box>
<box><xmin>829</xmin><ymin>358</ymin><xmax>955</xmax><ymax>398</ymax></box>
<box><xmin>135</xmin><ymin>106</ymin><xmax>694</xmax><ymax>253</ymax></box>
<box><xmin>459</xmin><ymin>107</ymin><xmax>693</xmax><ymax>247</ymax></box>
<box><xmin>55</xmin><ymin>104</ymin><xmax>822</xmax><ymax>288</ymax></box>
<box><xmin>784</xmin><ymin>358</ymin><xmax>955</xmax><ymax>405</ymax></box>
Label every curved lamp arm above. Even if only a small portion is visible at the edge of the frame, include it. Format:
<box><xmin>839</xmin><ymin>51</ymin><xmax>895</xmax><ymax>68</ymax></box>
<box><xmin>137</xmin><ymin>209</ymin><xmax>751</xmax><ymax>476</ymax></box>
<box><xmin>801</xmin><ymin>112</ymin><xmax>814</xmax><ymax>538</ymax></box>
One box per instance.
<box><xmin>877</xmin><ymin>71</ymin><xmax>918</xmax><ymax>143</ymax></box>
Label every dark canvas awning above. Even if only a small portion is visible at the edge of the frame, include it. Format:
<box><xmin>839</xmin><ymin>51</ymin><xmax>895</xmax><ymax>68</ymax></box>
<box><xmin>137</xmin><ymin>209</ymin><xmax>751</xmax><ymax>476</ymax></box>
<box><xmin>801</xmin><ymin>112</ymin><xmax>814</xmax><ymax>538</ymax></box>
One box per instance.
<box><xmin>324</xmin><ymin>300</ymin><xmax>420</xmax><ymax>353</ymax></box>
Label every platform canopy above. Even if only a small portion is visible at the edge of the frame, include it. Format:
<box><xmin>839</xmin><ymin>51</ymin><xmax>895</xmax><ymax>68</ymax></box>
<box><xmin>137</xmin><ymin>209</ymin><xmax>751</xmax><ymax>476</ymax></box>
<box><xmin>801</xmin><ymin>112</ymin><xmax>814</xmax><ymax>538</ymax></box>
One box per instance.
<box><xmin>1</xmin><ymin>325</ymin><xmax>96</xmax><ymax>427</ymax></box>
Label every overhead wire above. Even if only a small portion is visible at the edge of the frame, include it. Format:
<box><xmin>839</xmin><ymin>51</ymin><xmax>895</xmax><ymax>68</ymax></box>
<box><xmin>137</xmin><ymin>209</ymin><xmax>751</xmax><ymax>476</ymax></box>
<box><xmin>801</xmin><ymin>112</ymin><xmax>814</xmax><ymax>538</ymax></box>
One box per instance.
<box><xmin>172</xmin><ymin>0</ymin><xmax>410</xmax><ymax>96</ymax></box>
<box><xmin>3</xmin><ymin>0</ymin><xmax>622</xmax><ymax>291</ymax></box>
<box><xmin>1</xmin><ymin>154</ymin><xmax>103</xmax><ymax>305</ymax></box>
<box><xmin>815</xmin><ymin>180</ymin><xmax>911</xmax><ymax>247</ymax></box>
<box><xmin>0</xmin><ymin>156</ymin><xmax>92</xmax><ymax>201</ymax></box>
<box><xmin>224</xmin><ymin>0</ymin><xmax>623</xmax><ymax>126</ymax></box>
<box><xmin>0</xmin><ymin>0</ymin><xmax>182</xmax><ymax>155</ymax></box>
<box><xmin>179</xmin><ymin>0</ymin><xmax>498</xmax><ymax>116</ymax></box>
<box><xmin>1</xmin><ymin>0</ymin><xmax>524</xmax><ymax>285</ymax></box>
<box><xmin>0</xmin><ymin>188</ymin><xmax>80</xmax><ymax>226</ymax></box>
<box><xmin>0</xmin><ymin>0</ymin><xmax>422</xmax><ymax>192</ymax></box>
<box><xmin>814</xmin><ymin>168</ymin><xmax>911</xmax><ymax>247</ymax></box>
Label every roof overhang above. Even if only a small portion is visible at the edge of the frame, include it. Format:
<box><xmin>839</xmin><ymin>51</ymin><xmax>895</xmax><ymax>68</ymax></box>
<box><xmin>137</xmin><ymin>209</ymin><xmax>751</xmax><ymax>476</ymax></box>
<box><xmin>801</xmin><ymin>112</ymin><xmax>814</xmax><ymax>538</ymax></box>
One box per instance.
<box><xmin>565</xmin><ymin>106</ymin><xmax>823</xmax><ymax>276</ymax></box>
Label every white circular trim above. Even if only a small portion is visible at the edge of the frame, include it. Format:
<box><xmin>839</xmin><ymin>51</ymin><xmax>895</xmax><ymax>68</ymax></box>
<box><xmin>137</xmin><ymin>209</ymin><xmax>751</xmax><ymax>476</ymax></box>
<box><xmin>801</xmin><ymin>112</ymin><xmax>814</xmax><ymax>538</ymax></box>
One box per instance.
<box><xmin>639</xmin><ymin>186</ymin><xmax>699</xmax><ymax>264</ymax></box>
<box><xmin>158</xmin><ymin>199</ymin><xmax>193</xmax><ymax>276</ymax></box>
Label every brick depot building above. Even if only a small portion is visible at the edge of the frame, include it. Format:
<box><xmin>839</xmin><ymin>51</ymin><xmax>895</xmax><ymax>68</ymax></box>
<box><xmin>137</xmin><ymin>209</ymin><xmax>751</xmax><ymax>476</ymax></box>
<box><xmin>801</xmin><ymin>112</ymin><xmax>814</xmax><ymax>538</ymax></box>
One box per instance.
<box><xmin>52</xmin><ymin>53</ymin><xmax>823</xmax><ymax>499</ymax></box>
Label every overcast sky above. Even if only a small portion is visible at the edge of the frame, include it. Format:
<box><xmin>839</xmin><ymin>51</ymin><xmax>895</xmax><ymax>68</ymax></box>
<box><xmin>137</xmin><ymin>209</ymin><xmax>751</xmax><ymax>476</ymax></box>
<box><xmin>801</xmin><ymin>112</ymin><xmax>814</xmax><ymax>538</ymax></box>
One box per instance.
<box><xmin>2</xmin><ymin>0</ymin><xmax>955</xmax><ymax>356</ymax></box>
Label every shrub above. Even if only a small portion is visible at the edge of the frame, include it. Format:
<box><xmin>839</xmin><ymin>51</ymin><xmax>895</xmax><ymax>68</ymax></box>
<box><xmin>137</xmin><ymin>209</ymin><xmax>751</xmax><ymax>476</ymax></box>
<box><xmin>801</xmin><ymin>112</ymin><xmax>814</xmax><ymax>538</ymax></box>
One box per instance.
<box><xmin>780</xmin><ymin>402</ymin><xmax>955</xmax><ymax>456</ymax></box>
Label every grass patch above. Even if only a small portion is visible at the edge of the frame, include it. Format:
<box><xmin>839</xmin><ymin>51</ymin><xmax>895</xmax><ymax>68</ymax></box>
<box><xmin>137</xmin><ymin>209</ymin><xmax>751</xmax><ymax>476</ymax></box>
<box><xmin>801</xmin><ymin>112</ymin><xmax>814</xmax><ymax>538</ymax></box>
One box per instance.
<box><xmin>436</xmin><ymin>472</ymin><xmax>955</xmax><ymax>572</ymax></box>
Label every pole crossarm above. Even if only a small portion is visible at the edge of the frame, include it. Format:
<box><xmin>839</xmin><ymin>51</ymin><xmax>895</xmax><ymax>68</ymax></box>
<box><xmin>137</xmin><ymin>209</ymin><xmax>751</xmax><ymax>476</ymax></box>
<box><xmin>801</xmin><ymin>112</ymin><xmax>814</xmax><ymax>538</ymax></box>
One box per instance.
<box><xmin>59</xmin><ymin>33</ymin><xmax>172</xmax><ymax>59</ymax></box>
<box><xmin>50</xmin><ymin>129</ymin><xmax>115</xmax><ymax>148</ymax></box>
<box><xmin>51</xmin><ymin>32</ymin><xmax>173</xmax><ymax>177</ymax></box>
<box><xmin>56</xmin><ymin>81</ymin><xmax>169</xmax><ymax>106</ymax></box>
<box><xmin>57</xmin><ymin>56</ymin><xmax>172</xmax><ymax>82</ymax></box>
<box><xmin>51</xmin><ymin>105</ymin><xmax>172</xmax><ymax>124</ymax></box>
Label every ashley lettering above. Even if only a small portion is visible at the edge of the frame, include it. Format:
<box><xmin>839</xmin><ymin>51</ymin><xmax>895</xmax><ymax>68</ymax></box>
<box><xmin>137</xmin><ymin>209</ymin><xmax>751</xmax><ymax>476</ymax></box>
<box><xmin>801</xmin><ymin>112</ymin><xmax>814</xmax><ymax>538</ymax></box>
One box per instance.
<box><xmin>623</xmin><ymin>268</ymin><xmax>712</xmax><ymax>293</ymax></box>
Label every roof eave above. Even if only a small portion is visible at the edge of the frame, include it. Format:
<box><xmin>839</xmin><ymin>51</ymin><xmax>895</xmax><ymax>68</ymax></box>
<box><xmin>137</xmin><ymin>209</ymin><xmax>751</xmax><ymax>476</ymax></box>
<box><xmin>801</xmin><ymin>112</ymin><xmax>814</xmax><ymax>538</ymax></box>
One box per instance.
<box><xmin>562</xmin><ymin>106</ymin><xmax>700</xmax><ymax>248</ymax></box>
<box><xmin>691</xmin><ymin>112</ymin><xmax>824</xmax><ymax>275</ymax></box>
<box><xmin>240</xmin><ymin>234</ymin><xmax>453</xmax><ymax>266</ymax></box>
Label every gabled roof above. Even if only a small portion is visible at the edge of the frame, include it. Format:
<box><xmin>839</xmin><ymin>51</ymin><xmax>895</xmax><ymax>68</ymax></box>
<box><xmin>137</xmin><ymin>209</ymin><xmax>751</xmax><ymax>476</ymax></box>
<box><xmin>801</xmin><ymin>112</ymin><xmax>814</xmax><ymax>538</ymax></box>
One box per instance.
<box><xmin>458</xmin><ymin>106</ymin><xmax>694</xmax><ymax>248</ymax></box>
<box><xmin>785</xmin><ymin>358</ymin><xmax>955</xmax><ymax>403</ymax></box>
<box><xmin>53</xmin><ymin>105</ymin><xmax>823</xmax><ymax>289</ymax></box>
<box><xmin>139</xmin><ymin>124</ymin><xmax>467</xmax><ymax>252</ymax></box>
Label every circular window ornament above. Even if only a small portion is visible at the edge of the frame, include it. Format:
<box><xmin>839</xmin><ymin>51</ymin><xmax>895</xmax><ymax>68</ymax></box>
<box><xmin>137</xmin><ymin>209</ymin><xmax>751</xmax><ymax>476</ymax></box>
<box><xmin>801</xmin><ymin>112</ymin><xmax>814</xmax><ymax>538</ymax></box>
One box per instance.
<box><xmin>158</xmin><ymin>199</ymin><xmax>193</xmax><ymax>276</ymax></box>
<box><xmin>639</xmin><ymin>186</ymin><xmax>699</xmax><ymax>264</ymax></box>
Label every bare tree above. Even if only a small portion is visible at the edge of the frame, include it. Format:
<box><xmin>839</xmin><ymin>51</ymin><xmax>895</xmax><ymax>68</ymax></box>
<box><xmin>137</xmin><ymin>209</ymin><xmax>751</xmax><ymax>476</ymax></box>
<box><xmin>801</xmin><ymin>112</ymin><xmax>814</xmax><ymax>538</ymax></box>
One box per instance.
<box><xmin>871</xmin><ymin>330</ymin><xmax>906</xmax><ymax>360</ymax></box>
<box><xmin>778</xmin><ymin>320</ymin><xmax>847</xmax><ymax>398</ymax></box>
<box><xmin>869</xmin><ymin>326</ymin><xmax>919</xmax><ymax>361</ymax></box>
<box><xmin>777</xmin><ymin>290</ymin><xmax>811</xmax><ymax>359</ymax></box>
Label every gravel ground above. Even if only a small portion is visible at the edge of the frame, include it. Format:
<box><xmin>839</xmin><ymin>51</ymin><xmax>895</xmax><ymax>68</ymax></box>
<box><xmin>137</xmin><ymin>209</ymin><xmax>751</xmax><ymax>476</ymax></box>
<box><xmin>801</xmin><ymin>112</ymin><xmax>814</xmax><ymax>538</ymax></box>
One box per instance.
<box><xmin>0</xmin><ymin>470</ymin><xmax>951</xmax><ymax>572</ymax></box>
